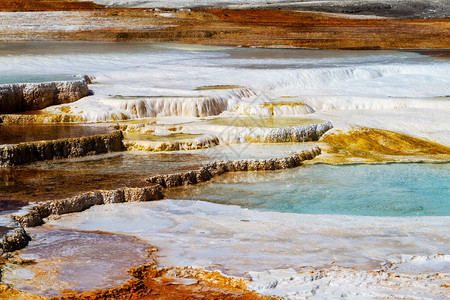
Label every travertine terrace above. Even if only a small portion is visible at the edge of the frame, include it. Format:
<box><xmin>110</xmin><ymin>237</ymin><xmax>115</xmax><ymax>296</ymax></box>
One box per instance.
<box><xmin>1</xmin><ymin>0</ymin><xmax>449</xmax><ymax>299</ymax></box>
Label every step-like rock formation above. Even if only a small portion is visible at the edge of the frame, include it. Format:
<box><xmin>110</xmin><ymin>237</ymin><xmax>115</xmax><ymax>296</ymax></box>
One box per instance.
<box><xmin>7</xmin><ymin>145</ymin><xmax>321</xmax><ymax>253</ymax></box>
<box><xmin>0</xmin><ymin>131</ymin><xmax>125</xmax><ymax>167</ymax></box>
<box><xmin>221</xmin><ymin>122</ymin><xmax>333</xmax><ymax>144</ymax></box>
<box><xmin>13</xmin><ymin>185</ymin><xmax>164</xmax><ymax>228</ymax></box>
<box><xmin>0</xmin><ymin>79</ymin><xmax>89</xmax><ymax>114</ymax></box>
<box><xmin>14</xmin><ymin>146</ymin><xmax>321</xmax><ymax>228</ymax></box>
<box><xmin>0</xmin><ymin>113</ymin><xmax>86</xmax><ymax>124</ymax></box>
<box><xmin>147</xmin><ymin>146</ymin><xmax>322</xmax><ymax>188</ymax></box>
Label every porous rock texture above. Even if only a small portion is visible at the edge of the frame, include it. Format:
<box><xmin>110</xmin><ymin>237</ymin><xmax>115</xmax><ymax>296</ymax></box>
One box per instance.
<box><xmin>13</xmin><ymin>185</ymin><xmax>164</xmax><ymax>228</ymax></box>
<box><xmin>238</xmin><ymin>122</ymin><xmax>333</xmax><ymax>144</ymax></box>
<box><xmin>0</xmin><ymin>80</ymin><xmax>89</xmax><ymax>114</ymax></box>
<box><xmin>0</xmin><ymin>226</ymin><xmax>31</xmax><ymax>254</ymax></box>
<box><xmin>147</xmin><ymin>146</ymin><xmax>322</xmax><ymax>188</ymax></box>
<box><xmin>124</xmin><ymin>136</ymin><xmax>220</xmax><ymax>152</ymax></box>
<box><xmin>4</xmin><ymin>145</ymin><xmax>322</xmax><ymax>255</ymax></box>
<box><xmin>0</xmin><ymin>131</ymin><xmax>125</xmax><ymax>167</ymax></box>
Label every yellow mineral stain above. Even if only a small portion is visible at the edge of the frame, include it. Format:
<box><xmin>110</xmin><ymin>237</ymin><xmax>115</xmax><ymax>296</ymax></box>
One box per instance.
<box><xmin>124</xmin><ymin>134</ymin><xmax>219</xmax><ymax>152</ymax></box>
<box><xmin>57</xmin><ymin>106</ymin><xmax>73</xmax><ymax>114</ymax></box>
<box><xmin>261</xmin><ymin>102</ymin><xmax>305</xmax><ymax>107</ymax></box>
<box><xmin>0</xmin><ymin>284</ymin><xmax>41</xmax><ymax>300</ymax></box>
<box><xmin>195</xmin><ymin>85</ymin><xmax>245</xmax><ymax>91</ymax></box>
<box><xmin>261</xmin><ymin>102</ymin><xmax>306</xmax><ymax>115</ymax></box>
<box><xmin>204</xmin><ymin>116</ymin><xmax>323</xmax><ymax>128</ymax></box>
<box><xmin>317</xmin><ymin>127</ymin><xmax>450</xmax><ymax>163</ymax></box>
<box><xmin>0</xmin><ymin>113</ymin><xmax>87</xmax><ymax>124</ymax></box>
<box><xmin>125</xmin><ymin>132</ymin><xmax>202</xmax><ymax>142</ymax></box>
<box><xmin>175</xmin><ymin>267</ymin><xmax>249</xmax><ymax>290</ymax></box>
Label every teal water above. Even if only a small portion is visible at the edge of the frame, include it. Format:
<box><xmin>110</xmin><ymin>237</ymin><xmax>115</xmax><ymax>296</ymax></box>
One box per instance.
<box><xmin>168</xmin><ymin>163</ymin><xmax>450</xmax><ymax>216</ymax></box>
<box><xmin>0</xmin><ymin>74</ymin><xmax>77</xmax><ymax>84</ymax></box>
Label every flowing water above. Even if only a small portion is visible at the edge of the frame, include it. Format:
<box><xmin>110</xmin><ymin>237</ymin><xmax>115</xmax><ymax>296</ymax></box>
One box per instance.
<box><xmin>1</xmin><ymin>42</ymin><xmax>449</xmax><ymax>299</ymax></box>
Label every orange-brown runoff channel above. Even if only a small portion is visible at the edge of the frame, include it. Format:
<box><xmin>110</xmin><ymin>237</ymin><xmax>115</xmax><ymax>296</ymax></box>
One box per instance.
<box><xmin>50</xmin><ymin>265</ymin><xmax>272</xmax><ymax>300</ymax></box>
<box><xmin>0</xmin><ymin>0</ymin><xmax>449</xmax><ymax>49</ymax></box>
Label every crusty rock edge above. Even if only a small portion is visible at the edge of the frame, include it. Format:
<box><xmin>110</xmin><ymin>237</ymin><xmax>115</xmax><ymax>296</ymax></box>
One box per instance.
<box><xmin>0</xmin><ymin>130</ymin><xmax>125</xmax><ymax>167</ymax></box>
<box><xmin>0</xmin><ymin>224</ymin><xmax>31</xmax><ymax>255</ymax></box>
<box><xmin>147</xmin><ymin>146</ymin><xmax>322</xmax><ymax>187</ymax></box>
<box><xmin>0</xmin><ymin>79</ymin><xmax>89</xmax><ymax>114</ymax></box>
<box><xmin>12</xmin><ymin>185</ymin><xmax>164</xmax><ymax>228</ymax></box>
<box><xmin>3</xmin><ymin>146</ymin><xmax>320</xmax><ymax>254</ymax></box>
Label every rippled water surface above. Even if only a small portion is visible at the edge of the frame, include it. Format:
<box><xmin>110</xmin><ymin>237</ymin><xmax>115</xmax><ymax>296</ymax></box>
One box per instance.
<box><xmin>168</xmin><ymin>163</ymin><xmax>450</xmax><ymax>216</ymax></box>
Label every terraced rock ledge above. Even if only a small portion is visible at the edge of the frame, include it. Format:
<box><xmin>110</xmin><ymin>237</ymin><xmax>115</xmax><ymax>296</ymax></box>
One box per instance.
<box><xmin>3</xmin><ymin>146</ymin><xmax>321</xmax><ymax>254</ymax></box>
<box><xmin>0</xmin><ymin>130</ymin><xmax>125</xmax><ymax>167</ymax></box>
<box><xmin>147</xmin><ymin>146</ymin><xmax>322</xmax><ymax>187</ymax></box>
<box><xmin>124</xmin><ymin>135</ymin><xmax>220</xmax><ymax>152</ymax></box>
<box><xmin>12</xmin><ymin>185</ymin><xmax>164</xmax><ymax>228</ymax></box>
<box><xmin>0</xmin><ymin>145</ymin><xmax>321</xmax><ymax>300</ymax></box>
<box><xmin>0</xmin><ymin>79</ymin><xmax>89</xmax><ymax>114</ymax></box>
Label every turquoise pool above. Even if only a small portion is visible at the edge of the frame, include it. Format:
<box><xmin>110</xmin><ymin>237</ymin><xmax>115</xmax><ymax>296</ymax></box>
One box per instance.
<box><xmin>168</xmin><ymin>163</ymin><xmax>450</xmax><ymax>217</ymax></box>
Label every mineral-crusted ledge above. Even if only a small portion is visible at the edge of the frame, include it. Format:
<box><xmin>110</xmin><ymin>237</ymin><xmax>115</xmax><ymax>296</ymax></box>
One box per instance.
<box><xmin>0</xmin><ymin>79</ymin><xmax>89</xmax><ymax>114</ymax></box>
<box><xmin>147</xmin><ymin>146</ymin><xmax>322</xmax><ymax>188</ymax></box>
<box><xmin>7</xmin><ymin>145</ymin><xmax>321</xmax><ymax>253</ymax></box>
<box><xmin>0</xmin><ymin>130</ymin><xmax>125</xmax><ymax>167</ymax></box>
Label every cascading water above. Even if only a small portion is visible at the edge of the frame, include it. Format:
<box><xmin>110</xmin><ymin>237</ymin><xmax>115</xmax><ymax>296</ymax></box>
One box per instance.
<box><xmin>1</xmin><ymin>43</ymin><xmax>449</xmax><ymax>299</ymax></box>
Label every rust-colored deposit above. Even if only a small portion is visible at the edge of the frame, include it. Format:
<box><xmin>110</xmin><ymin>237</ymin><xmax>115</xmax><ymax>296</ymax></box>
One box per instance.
<box><xmin>0</xmin><ymin>259</ymin><xmax>274</xmax><ymax>300</ymax></box>
<box><xmin>0</xmin><ymin>0</ymin><xmax>449</xmax><ymax>49</ymax></box>
<box><xmin>0</xmin><ymin>0</ymin><xmax>103</xmax><ymax>11</ymax></box>
<box><xmin>317</xmin><ymin>127</ymin><xmax>450</xmax><ymax>163</ymax></box>
<box><xmin>51</xmin><ymin>263</ymin><xmax>272</xmax><ymax>300</ymax></box>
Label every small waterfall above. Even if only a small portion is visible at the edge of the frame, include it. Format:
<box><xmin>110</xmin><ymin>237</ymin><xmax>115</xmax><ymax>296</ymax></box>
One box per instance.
<box><xmin>32</xmin><ymin>87</ymin><xmax>259</xmax><ymax>123</ymax></box>
<box><xmin>116</xmin><ymin>96</ymin><xmax>228</xmax><ymax>118</ymax></box>
<box><xmin>237</xmin><ymin>101</ymin><xmax>315</xmax><ymax>116</ymax></box>
<box><xmin>264</xmin><ymin>64</ymin><xmax>450</xmax><ymax>95</ymax></box>
<box><xmin>220</xmin><ymin>122</ymin><xmax>333</xmax><ymax>144</ymax></box>
<box><xmin>299</xmin><ymin>96</ymin><xmax>450</xmax><ymax>112</ymax></box>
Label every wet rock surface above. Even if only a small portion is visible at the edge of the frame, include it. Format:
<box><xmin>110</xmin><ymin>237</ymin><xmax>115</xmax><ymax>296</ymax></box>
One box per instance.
<box><xmin>124</xmin><ymin>135</ymin><xmax>220</xmax><ymax>152</ymax></box>
<box><xmin>0</xmin><ymin>79</ymin><xmax>89</xmax><ymax>114</ymax></box>
<box><xmin>13</xmin><ymin>185</ymin><xmax>163</xmax><ymax>228</ymax></box>
<box><xmin>0</xmin><ymin>152</ymin><xmax>207</xmax><ymax>203</ymax></box>
<box><xmin>0</xmin><ymin>225</ymin><xmax>30</xmax><ymax>254</ymax></box>
<box><xmin>10</xmin><ymin>147</ymin><xmax>321</xmax><ymax>229</ymax></box>
<box><xmin>0</xmin><ymin>6</ymin><xmax>448</xmax><ymax>49</ymax></box>
<box><xmin>1</xmin><ymin>228</ymin><xmax>151</xmax><ymax>297</ymax></box>
<box><xmin>0</xmin><ymin>130</ymin><xmax>125</xmax><ymax>167</ymax></box>
<box><xmin>147</xmin><ymin>146</ymin><xmax>322</xmax><ymax>188</ymax></box>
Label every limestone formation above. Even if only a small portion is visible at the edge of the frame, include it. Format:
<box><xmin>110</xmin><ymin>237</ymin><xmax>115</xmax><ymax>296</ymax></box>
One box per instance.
<box><xmin>218</xmin><ymin>122</ymin><xmax>333</xmax><ymax>144</ymax></box>
<box><xmin>0</xmin><ymin>113</ymin><xmax>86</xmax><ymax>124</ymax></box>
<box><xmin>124</xmin><ymin>136</ymin><xmax>220</xmax><ymax>152</ymax></box>
<box><xmin>0</xmin><ymin>131</ymin><xmax>125</xmax><ymax>167</ymax></box>
<box><xmin>6</xmin><ymin>146</ymin><xmax>321</xmax><ymax>254</ymax></box>
<box><xmin>0</xmin><ymin>79</ymin><xmax>89</xmax><ymax>114</ymax></box>
<box><xmin>13</xmin><ymin>185</ymin><xmax>164</xmax><ymax>228</ymax></box>
<box><xmin>147</xmin><ymin>146</ymin><xmax>322</xmax><ymax>188</ymax></box>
